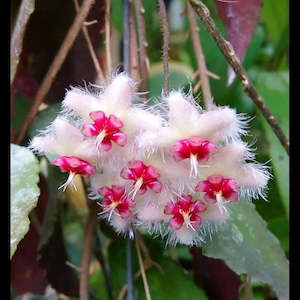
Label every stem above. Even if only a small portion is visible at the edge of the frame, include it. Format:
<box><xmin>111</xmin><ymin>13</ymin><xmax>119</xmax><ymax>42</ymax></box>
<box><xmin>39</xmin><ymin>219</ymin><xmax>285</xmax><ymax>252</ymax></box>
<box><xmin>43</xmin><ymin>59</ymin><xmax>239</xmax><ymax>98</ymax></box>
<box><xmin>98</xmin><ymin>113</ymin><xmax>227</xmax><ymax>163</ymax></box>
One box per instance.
<box><xmin>126</xmin><ymin>236</ymin><xmax>134</xmax><ymax>300</ymax></box>
<box><xmin>123</xmin><ymin>0</ymin><xmax>131</xmax><ymax>74</ymax></box>
<box><xmin>80</xmin><ymin>201</ymin><xmax>97</xmax><ymax>300</ymax></box>
<box><xmin>189</xmin><ymin>0</ymin><xmax>289</xmax><ymax>155</ymax></box>
<box><xmin>105</xmin><ymin>0</ymin><xmax>112</xmax><ymax>75</ymax></box>
<box><xmin>73</xmin><ymin>0</ymin><xmax>105</xmax><ymax>84</ymax></box>
<box><xmin>16</xmin><ymin>0</ymin><xmax>96</xmax><ymax>145</ymax></box>
<box><xmin>10</xmin><ymin>0</ymin><xmax>35</xmax><ymax>85</ymax></box>
<box><xmin>134</xmin><ymin>0</ymin><xmax>149</xmax><ymax>92</ymax></box>
<box><xmin>123</xmin><ymin>2</ymin><xmax>134</xmax><ymax>299</ymax></box>
<box><xmin>129</xmin><ymin>4</ymin><xmax>140</xmax><ymax>81</ymax></box>
<box><xmin>186</xmin><ymin>1</ymin><xmax>213</xmax><ymax>109</ymax></box>
<box><xmin>157</xmin><ymin>0</ymin><xmax>169</xmax><ymax>97</ymax></box>
<box><xmin>95</xmin><ymin>226</ymin><xmax>114</xmax><ymax>300</ymax></box>
<box><xmin>135</xmin><ymin>233</ymin><xmax>152</xmax><ymax>300</ymax></box>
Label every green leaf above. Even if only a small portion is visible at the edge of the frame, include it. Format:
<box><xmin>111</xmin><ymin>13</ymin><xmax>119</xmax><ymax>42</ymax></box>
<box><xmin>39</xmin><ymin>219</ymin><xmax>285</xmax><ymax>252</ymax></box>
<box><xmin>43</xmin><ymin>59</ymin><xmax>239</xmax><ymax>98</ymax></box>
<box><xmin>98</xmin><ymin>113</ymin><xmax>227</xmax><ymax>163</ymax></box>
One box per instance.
<box><xmin>135</xmin><ymin>258</ymin><xmax>208</xmax><ymax>300</ymax></box>
<box><xmin>262</xmin><ymin>0</ymin><xmax>289</xmax><ymax>47</ymax></box>
<box><xmin>254</xmin><ymin>71</ymin><xmax>289</xmax><ymax>218</ymax></box>
<box><xmin>10</xmin><ymin>143</ymin><xmax>40</xmax><ymax>258</ymax></box>
<box><xmin>202</xmin><ymin>200</ymin><xmax>289</xmax><ymax>300</ymax></box>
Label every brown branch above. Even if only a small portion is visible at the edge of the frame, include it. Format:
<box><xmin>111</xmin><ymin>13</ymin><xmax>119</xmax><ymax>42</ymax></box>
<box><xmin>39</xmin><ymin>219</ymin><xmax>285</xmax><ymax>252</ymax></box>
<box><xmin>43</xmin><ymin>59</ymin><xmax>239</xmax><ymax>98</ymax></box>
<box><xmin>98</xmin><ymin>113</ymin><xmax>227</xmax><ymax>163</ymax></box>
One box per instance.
<box><xmin>117</xmin><ymin>257</ymin><xmax>158</xmax><ymax>300</ymax></box>
<box><xmin>186</xmin><ymin>1</ymin><xmax>213</xmax><ymax>109</ymax></box>
<box><xmin>157</xmin><ymin>0</ymin><xmax>169</xmax><ymax>97</ymax></box>
<box><xmin>135</xmin><ymin>234</ymin><xmax>152</xmax><ymax>300</ymax></box>
<box><xmin>79</xmin><ymin>201</ymin><xmax>98</xmax><ymax>300</ymax></box>
<box><xmin>189</xmin><ymin>0</ymin><xmax>289</xmax><ymax>155</ymax></box>
<box><xmin>105</xmin><ymin>0</ymin><xmax>112</xmax><ymax>75</ymax></box>
<box><xmin>129</xmin><ymin>4</ymin><xmax>140</xmax><ymax>82</ymax></box>
<box><xmin>73</xmin><ymin>0</ymin><xmax>106</xmax><ymax>84</ymax></box>
<box><xmin>16</xmin><ymin>0</ymin><xmax>96</xmax><ymax>145</ymax></box>
<box><xmin>134</xmin><ymin>0</ymin><xmax>149</xmax><ymax>92</ymax></box>
<box><xmin>10</xmin><ymin>0</ymin><xmax>35</xmax><ymax>85</ymax></box>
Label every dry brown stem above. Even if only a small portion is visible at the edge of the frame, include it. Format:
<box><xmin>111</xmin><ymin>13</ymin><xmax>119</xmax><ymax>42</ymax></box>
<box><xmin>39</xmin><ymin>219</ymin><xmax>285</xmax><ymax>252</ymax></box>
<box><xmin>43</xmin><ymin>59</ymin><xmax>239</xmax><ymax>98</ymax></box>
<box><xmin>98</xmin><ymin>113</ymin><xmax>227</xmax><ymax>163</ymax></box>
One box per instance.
<box><xmin>157</xmin><ymin>0</ymin><xmax>169</xmax><ymax>97</ymax></box>
<box><xmin>73</xmin><ymin>0</ymin><xmax>106</xmax><ymax>84</ymax></box>
<box><xmin>187</xmin><ymin>1</ymin><xmax>213</xmax><ymax>108</ymax></box>
<box><xmin>16</xmin><ymin>0</ymin><xmax>96</xmax><ymax>144</ymax></box>
<box><xmin>189</xmin><ymin>0</ymin><xmax>289</xmax><ymax>155</ymax></box>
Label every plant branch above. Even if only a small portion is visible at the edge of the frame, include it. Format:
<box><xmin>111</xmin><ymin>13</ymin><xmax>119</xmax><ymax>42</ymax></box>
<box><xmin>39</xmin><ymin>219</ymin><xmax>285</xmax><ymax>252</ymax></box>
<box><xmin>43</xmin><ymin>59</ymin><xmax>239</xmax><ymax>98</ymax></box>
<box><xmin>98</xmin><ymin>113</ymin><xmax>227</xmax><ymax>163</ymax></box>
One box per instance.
<box><xmin>157</xmin><ymin>0</ymin><xmax>169</xmax><ymax>97</ymax></box>
<box><xmin>105</xmin><ymin>0</ymin><xmax>112</xmax><ymax>75</ymax></box>
<box><xmin>80</xmin><ymin>201</ymin><xmax>98</xmax><ymax>300</ymax></box>
<box><xmin>118</xmin><ymin>254</ymin><xmax>161</xmax><ymax>300</ymax></box>
<box><xmin>123</xmin><ymin>2</ymin><xmax>134</xmax><ymax>299</ymax></box>
<box><xmin>129</xmin><ymin>4</ymin><xmax>140</xmax><ymax>81</ymax></box>
<box><xmin>73</xmin><ymin>0</ymin><xmax>106</xmax><ymax>84</ymax></box>
<box><xmin>189</xmin><ymin>0</ymin><xmax>289</xmax><ymax>155</ymax></box>
<box><xmin>16</xmin><ymin>0</ymin><xmax>96</xmax><ymax>145</ymax></box>
<box><xmin>95</xmin><ymin>225</ymin><xmax>114</xmax><ymax>300</ymax></box>
<box><xmin>123</xmin><ymin>0</ymin><xmax>131</xmax><ymax>74</ymax></box>
<box><xmin>133</xmin><ymin>0</ymin><xmax>149</xmax><ymax>92</ymax></box>
<box><xmin>186</xmin><ymin>1</ymin><xmax>213</xmax><ymax>109</ymax></box>
<box><xmin>11</xmin><ymin>0</ymin><xmax>35</xmax><ymax>85</ymax></box>
<box><xmin>135</xmin><ymin>233</ymin><xmax>152</xmax><ymax>300</ymax></box>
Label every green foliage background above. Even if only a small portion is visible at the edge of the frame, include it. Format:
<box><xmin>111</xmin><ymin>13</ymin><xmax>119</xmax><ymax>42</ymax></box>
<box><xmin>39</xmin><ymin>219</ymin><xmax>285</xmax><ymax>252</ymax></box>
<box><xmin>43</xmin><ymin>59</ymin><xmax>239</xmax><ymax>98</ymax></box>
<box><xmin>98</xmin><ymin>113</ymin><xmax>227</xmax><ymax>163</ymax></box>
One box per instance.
<box><xmin>11</xmin><ymin>0</ymin><xmax>289</xmax><ymax>299</ymax></box>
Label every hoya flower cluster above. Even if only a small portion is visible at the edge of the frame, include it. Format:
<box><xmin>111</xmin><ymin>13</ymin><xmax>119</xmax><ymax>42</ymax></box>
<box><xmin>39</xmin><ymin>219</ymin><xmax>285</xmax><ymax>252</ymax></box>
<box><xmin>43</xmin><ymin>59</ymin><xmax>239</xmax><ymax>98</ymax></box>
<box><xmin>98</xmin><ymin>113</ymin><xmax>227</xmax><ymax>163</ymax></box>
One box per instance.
<box><xmin>29</xmin><ymin>73</ymin><xmax>270</xmax><ymax>246</ymax></box>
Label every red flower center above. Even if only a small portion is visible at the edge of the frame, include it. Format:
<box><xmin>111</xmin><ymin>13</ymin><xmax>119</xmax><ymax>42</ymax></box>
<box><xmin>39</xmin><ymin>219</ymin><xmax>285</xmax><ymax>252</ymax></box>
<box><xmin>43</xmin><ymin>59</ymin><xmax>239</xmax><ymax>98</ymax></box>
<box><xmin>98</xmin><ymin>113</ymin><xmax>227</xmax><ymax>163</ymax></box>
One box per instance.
<box><xmin>195</xmin><ymin>174</ymin><xmax>240</xmax><ymax>205</ymax></box>
<box><xmin>98</xmin><ymin>185</ymin><xmax>135</xmax><ymax>220</ymax></box>
<box><xmin>120</xmin><ymin>160</ymin><xmax>163</xmax><ymax>197</ymax></box>
<box><xmin>172</xmin><ymin>137</ymin><xmax>217</xmax><ymax>162</ymax></box>
<box><xmin>81</xmin><ymin>110</ymin><xmax>127</xmax><ymax>151</ymax></box>
<box><xmin>164</xmin><ymin>194</ymin><xmax>206</xmax><ymax>231</ymax></box>
<box><xmin>52</xmin><ymin>156</ymin><xmax>95</xmax><ymax>191</ymax></box>
<box><xmin>171</xmin><ymin>137</ymin><xmax>217</xmax><ymax>177</ymax></box>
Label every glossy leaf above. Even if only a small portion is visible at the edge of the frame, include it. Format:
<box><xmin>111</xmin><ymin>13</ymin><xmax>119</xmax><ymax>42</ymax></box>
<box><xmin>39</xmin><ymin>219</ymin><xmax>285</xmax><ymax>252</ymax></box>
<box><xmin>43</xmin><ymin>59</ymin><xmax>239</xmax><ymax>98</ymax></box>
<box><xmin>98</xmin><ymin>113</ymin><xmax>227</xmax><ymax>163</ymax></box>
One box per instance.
<box><xmin>202</xmin><ymin>200</ymin><xmax>289</xmax><ymax>300</ymax></box>
<box><xmin>10</xmin><ymin>144</ymin><xmax>40</xmax><ymax>258</ymax></box>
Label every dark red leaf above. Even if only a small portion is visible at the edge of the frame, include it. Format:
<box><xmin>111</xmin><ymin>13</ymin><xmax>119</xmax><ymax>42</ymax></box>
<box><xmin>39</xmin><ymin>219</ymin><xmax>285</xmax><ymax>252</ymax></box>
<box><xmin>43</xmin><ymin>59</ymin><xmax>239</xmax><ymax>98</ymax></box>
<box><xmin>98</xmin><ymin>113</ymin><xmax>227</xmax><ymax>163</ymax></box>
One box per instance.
<box><xmin>11</xmin><ymin>175</ymin><xmax>49</xmax><ymax>295</ymax></box>
<box><xmin>214</xmin><ymin>0</ymin><xmax>262</xmax><ymax>84</ymax></box>
<box><xmin>190</xmin><ymin>247</ymin><xmax>242</xmax><ymax>300</ymax></box>
<box><xmin>38</xmin><ymin>210</ymin><xmax>80</xmax><ymax>297</ymax></box>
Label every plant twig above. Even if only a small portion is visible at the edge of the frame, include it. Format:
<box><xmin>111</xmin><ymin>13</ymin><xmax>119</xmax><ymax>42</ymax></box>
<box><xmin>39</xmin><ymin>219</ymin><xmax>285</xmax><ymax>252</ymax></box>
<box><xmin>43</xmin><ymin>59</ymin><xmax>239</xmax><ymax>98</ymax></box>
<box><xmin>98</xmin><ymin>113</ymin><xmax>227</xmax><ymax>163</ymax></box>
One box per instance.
<box><xmin>186</xmin><ymin>1</ymin><xmax>213</xmax><ymax>109</ymax></box>
<box><xmin>118</xmin><ymin>256</ymin><xmax>161</xmax><ymax>300</ymax></box>
<box><xmin>10</xmin><ymin>0</ymin><xmax>35</xmax><ymax>85</ymax></box>
<box><xmin>135</xmin><ymin>233</ymin><xmax>152</xmax><ymax>300</ymax></box>
<box><xmin>126</xmin><ymin>236</ymin><xmax>134</xmax><ymax>300</ymax></box>
<box><xmin>95</xmin><ymin>226</ymin><xmax>114</xmax><ymax>300</ymax></box>
<box><xmin>129</xmin><ymin>4</ymin><xmax>140</xmax><ymax>81</ymax></box>
<box><xmin>133</xmin><ymin>0</ymin><xmax>149</xmax><ymax>92</ymax></box>
<box><xmin>189</xmin><ymin>0</ymin><xmax>289</xmax><ymax>155</ymax></box>
<box><xmin>73</xmin><ymin>0</ymin><xmax>105</xmax><ymax>84</ymax></box>
<box><xmin>123</xmin><ymin>0</ymin><xmax>131</xmax><ymax>74</ymax></box>
<box><xmin>157</xmin><ymin>0</ymin><xmax>169</xmax><ymax>97</ymax></box>
<box><xmin>105</xmin><ymin>0</ymin><xmax>112</xmax><ymax>75</ymax></box>
<box><xmin>16</xmin><ymin>0</ymin><xmax>96</xmax><ymax>145</ymax></box>
<box><xmin>123</xmin><ymin>2</ymin><xmax>134</xmax><ymax>299</ymax></box>
<box><xmin>80</xmin><ymin>201</ymin><xmax>98</xmax><ymax>300</ymax></box>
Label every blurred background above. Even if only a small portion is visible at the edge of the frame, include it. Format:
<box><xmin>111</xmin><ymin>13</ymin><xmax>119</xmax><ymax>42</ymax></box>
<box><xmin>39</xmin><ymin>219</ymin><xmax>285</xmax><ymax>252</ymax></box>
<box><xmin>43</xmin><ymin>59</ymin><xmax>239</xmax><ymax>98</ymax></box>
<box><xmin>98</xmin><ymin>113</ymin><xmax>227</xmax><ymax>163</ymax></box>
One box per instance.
<box><xmin>10</xmin><ymin>0</ymin><xmax>289</xmax><ymax>299</ymax></box>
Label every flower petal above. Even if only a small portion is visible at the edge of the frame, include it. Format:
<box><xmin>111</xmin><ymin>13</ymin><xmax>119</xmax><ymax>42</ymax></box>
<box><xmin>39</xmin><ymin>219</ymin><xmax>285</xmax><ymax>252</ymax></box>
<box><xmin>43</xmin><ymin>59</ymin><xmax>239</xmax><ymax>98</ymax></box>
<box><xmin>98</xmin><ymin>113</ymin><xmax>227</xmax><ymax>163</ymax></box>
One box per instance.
<box><xmin>81</xmin><ymin>123</ymin><xmax>98</xmax><ymax>137</ymax></box>
<box><xmin>110</xmin><ymin>132</ymin><xmax>127</xmax><ymax>147</ymax></box>
<box><xmin>169</xmin><ymin>215</ymin><xmax>184</xmax><ymax>230</ymax></box>
<box><xmin>146</xmin><ymin>180</ymin><xmax>163</xmax><ymax>193</ymax></box>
